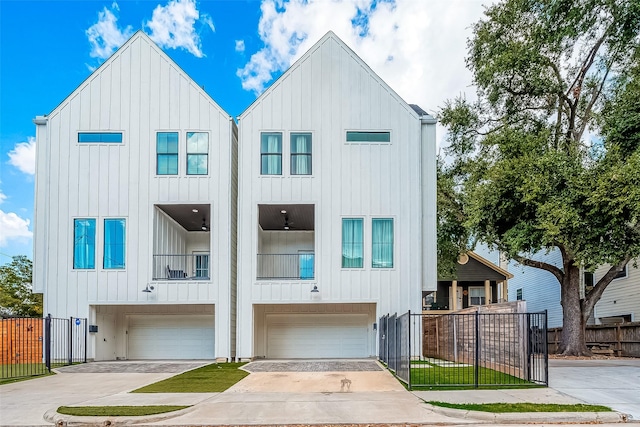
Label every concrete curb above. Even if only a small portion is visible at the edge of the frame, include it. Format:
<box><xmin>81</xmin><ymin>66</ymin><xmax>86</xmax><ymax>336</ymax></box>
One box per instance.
<box><xmin>423</xmin><ymin>403</ymin><xmax>632</xmax><ymax>423</ymax></box>
<box><xmin>43</xmin><ymin>404</ymin><xmax>196</xmax><ymax>426</ymax></box>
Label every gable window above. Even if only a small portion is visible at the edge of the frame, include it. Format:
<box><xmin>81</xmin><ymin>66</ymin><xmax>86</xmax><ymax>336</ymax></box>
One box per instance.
<box><xmin>261</xmin><ymin>132</ymin><xmax>282</xmax><ymax>175</ymax></box>
<box><xmin>346</xmin><ymin>131</ymin><xmax>390</xmax><ymax>143</ymax></box>
<box><xmin>104</xmin><ymin>219</ymin><xmax>126</xmax><ymax>269</ymax></box>
<box><xmin>157</xmin><ymin>132</ymin><xmax>179</xmax><ymax>175</ymax></box>
<box><xmin>342</xmin><ymin>218</ymin><xmax>363</xmax><ymax>268</ymax></box>
<box><xmin>291</xmin><ymin>133</ymin><xmax>312</xmax><ymax>175</ymax></box>
<box><xmin>73</xmin><ymin>219</ymin><xmax>96</xmax><ymax>269</ymax></box>
<box><xmin>372</xmin><ymin>218</ymin><xmax>393</xmax><ymax>268</ymax></box>
<box><xmin>78</xmin><ymin>132</ymin><xmax>123</xmax><ymax>143</ymax></box>
<box><xmin>187</xmin><ymin>132</ymin><xmax>209</xmax><ymax>175</ymax></box>
<box><xmin>614</xmin><ymin>265</ymin><xmax>627</xmax><ymax>280</ymax></box>
<box><xmin>469</xmin><ymin>287</ymin><xmax>485</xmax><ymax>306</ymax></box>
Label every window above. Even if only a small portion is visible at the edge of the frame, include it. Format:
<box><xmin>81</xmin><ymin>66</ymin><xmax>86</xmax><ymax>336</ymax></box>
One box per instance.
<box><xmin>614</xmin><ymin>265</ymin><xmax>627</xmax><ymax>280</ymax></box>
<box><xmin>372</xmin><ymin>218</ymin><xmax>393</xmax><ymax>268</ymax></box>
<box><xmin>469</xmin><ymin>287</ymin><xmax>486</xmax><ymax>306</ymax></box>
<box><xmin>73</xmin><ymin>219</ymin><xmax>96</xmax><ymax>269</ymax></box>
<box><xmin>516</xmin><ymin>288</ymin><xmax>523</xmax><ymax>301</ymax></box>
<box><xmin>156</xmin><ymin>132</ymin><xmax>179</xmax><ymax>175</ymax></box>
<box><xmin>346</xmin><ymin>131</ymin><xmax>390</xmax><ymax>143</ymax></box>
<box><xmin>194</xmin><ymin>253</ymin><xmax>209</xmax><ymax>278</ymax></box>
<box><xmin>78</xmin><ymin>132</ymin><xmax>123</xmax><ymax>143</ymax></box>
<box><xmin>186</xmin><ymin>132</ymin><xmax>208</xmax><ymax>175</ymax></box>
<box><xmin>291</xmin><ymin>133</ymin><xmax>312</xmax><ymax>175</ymax></box>
<box><xmin>104</xmin><ymin>219</ymin><xmax>126</xmax><ymax>269</ymax></box>
<box><xmin>342</xmin><ymin>218</ymin><xmax>363</xmax><ymax>268</ymax></box>
<box><xmin>584</xmin><ymin>271</ymin><xmax>594</xmax><ymax>288</ymax></box>
<box><xmin>299</xmin><ymin>251</ymin><xmax>314</xmax><ymax>279</ymax></box>
<box><xmin>261</xmin><ymin>132</ymin><xmax>282</xmax><ymax>175</ymax></box>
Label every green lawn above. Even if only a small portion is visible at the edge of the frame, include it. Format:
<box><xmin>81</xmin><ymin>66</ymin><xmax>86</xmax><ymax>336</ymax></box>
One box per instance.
<box><xmin>132</xmin><ymin>363</ymin><xmax>248</xmax><ymax>393</ymax></box>
<box><xmin>427</xmin><ymin>401</ymin><xmax>612</xmax><ymax>413</ymax></box>
<box><xmin>57</xmin><ymin>405</ymin><xmax>189</xmax><ymax>416</ymax></box>
<box><xmin>0</xmin><ymin>363</ymin><xmax>55</xmax><ymax>385</ymax></box>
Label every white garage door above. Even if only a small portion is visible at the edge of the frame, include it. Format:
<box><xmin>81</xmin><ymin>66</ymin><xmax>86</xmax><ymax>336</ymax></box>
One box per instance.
<box><xmin>266</xmin><ymin>313</ymin><xmax>369</xmax><ymax>358</ymax></box>
<box><xmin>128</xmin><ymin>315</ymin><xmax>214</xmax><ymax>359</ymax></box>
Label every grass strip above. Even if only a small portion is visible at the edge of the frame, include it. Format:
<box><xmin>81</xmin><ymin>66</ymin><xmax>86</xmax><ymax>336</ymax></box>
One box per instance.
<box><xmin>57</xmin><ymin>405</ymin><xmax>189</xmax><ymax>416</ymax></box>
<box><xmin>427</xmin><ymin>401</ymin><xmax>612</xmax><ymax>413</ymax></box>
<box><xmin>410</xmin><ymin>366</ymin><xmax>534</xmax><ymax>388</ymax></box>
<box><xmin>133</xmin><ymin>362</ymin><xmax>248</xmax><ymax>393</ymax></box>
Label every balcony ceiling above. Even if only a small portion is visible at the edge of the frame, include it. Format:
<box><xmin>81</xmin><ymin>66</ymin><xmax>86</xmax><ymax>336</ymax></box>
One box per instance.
<box><xmin>259</xmin><ymin>204</ymin><xmax>314</xmax><ymax>231</ymax></box>
<box><xmin>157</xmin><ymin>204</ymin><xmax>210</xmax><ymax>231</ymax></box>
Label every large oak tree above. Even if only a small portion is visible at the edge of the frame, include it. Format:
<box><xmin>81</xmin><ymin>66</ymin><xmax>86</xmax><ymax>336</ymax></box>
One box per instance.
<box><xmin>439</xmin><ymin>0</ymin><xmax>640</xmax><ymax>355</ymax></box>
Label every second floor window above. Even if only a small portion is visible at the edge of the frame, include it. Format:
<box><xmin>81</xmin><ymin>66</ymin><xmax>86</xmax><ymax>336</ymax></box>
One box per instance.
<box><xmin>372</xmin><ymin>218</ymin><xmax>393</xmax><ymax>268</ymax></box>
<box><xmin>157</xmin><ymin>132</ymin><xmax>179</xmax><ymax>175</ymax></box>
<box><xmin>261</xmin><ymin>132</ymin><xmax>282</xmax><ymax>175</ymax></box>
<box><xmin>342</xmin><ymin>218</ymin><xmax>363</xmax><ymax>268</ymax></box>
<box><xmin>73</xmin><ymin>219</ymin><xmax>96</xmax><ymax>269</ymax></box>
<box><xmin>104</xmin><ymin>219</ymin><xmax>126</xmax><ymax>269</ymax></box>
<box><xmin>291</xmin><ymin>133</ymin><xmax>312</xmax><ymax>175</ymax></box>
<box><xmin>187</xmin><ymin>132</ymin><xmax>209</xmax><ymax>175</ymax></box>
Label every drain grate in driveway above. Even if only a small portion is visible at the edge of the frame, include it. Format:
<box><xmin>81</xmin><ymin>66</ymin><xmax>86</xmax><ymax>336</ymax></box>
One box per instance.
<box><xmin>243</xmin><ymin>360</ymin><xmax>382</xmax><ymax>372</ymax></box>
<box><xmin>55</xmin><ymin>361</ymin><xmax>208</xmax><ymax>373</ymax></box>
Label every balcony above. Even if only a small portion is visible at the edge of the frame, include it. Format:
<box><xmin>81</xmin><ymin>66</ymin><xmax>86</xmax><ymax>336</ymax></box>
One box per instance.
<box><xmin>152</xmin><ymin>254</ymin><xmax>210</xmax><ymax>280</ymax></box>
<box><xmin>257</xmin><ymin>253</ymin><xmax>314</xmax><ymax>280</ymax></box>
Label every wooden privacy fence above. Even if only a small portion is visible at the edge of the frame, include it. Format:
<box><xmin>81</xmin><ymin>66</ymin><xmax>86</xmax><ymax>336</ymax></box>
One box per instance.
<box><xmin>1</xmin><ymin>318</ymin><xmax>44</xmax><ymax>364</ymax></box>
<box><xmin>548</xmin><ymin>322</ymin><xmax>640</xmax><ymax>357</ymax></box>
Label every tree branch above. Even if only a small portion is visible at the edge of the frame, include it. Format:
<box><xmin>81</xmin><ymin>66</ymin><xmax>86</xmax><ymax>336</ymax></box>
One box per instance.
<box><xmin>513</xmin><ymin>255</ymin><xmax>565</xmax><ymax>284</ymax></box>
<box><xmin>576</xmin><ymin>64</ymin><xmax>612</xmax><ymax>140</ymax></box>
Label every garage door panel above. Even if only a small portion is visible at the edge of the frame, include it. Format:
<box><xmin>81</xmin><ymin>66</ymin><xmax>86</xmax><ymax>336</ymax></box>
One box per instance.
<box><xmin>266</xmin><ymin>314</ymin><xmax>369</xmax><ymax>358</ymax></box>
<box><xmin>128</xmin><ymin>315</ymin><xmax>214</xmax><ymax>359</ymax></box>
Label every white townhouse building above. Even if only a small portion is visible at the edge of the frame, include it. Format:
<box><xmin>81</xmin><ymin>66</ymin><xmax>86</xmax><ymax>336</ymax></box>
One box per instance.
<box><xmin>33</xmin><ymin>31</ymin><xmax>238</xmax><ymax>361</ymax></box>
<box><xmin>235</xmin><ymin>32</ymin><xmax>437</xmax><ymax>360</ymax></box>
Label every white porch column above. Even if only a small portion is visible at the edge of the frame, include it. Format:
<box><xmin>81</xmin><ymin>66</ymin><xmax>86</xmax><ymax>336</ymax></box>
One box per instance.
<box><xmin>451</xmin><ymin>280</ymin><xmax>458</xmax><ymax>311</ymax></box>
<box><xmin>485</xmin><ymin>280</ymin><xmax>491</xmax><ymax>305</ymax></box>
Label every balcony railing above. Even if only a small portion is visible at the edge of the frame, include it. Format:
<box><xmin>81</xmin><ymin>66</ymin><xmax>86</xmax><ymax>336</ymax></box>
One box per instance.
<box><xmin>257</xmin><ymin>253</ymin><xmax>315</xmax><ymax>280</ymax></box>
<box><xmin>152</xmin><ymin>254</ymin><xmax>210</xmax><ymax>280</ymax></box>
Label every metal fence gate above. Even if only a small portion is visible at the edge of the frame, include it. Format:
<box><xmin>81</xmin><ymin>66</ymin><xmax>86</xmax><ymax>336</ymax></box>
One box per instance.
<box><xmin>1</xmin><ymin>314</ymin><xmax>87</xmax><ymax>381</ymax></box>
<box><xmin>379</xmin><ymin>310</ymin><xmax>548</xmax><ymax>388</ymax></box>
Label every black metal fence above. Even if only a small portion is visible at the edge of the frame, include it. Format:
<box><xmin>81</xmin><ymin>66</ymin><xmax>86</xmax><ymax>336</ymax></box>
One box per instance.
<box><xmin>379</xmin><ymin>310</ymin><xmax>548</xmax><ymax>389</ymax></box>
<box><xmin>1</xmin><ymin>314</ymin><xmax>87</xmax><ymax>381</ymax></box>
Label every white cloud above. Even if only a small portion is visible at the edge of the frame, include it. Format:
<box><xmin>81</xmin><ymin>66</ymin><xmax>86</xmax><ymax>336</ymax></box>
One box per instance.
<box><xmin>0</xmin><ymin>210</ymin><xmax>32</xmax><ymax>247</ymax></box>
<box><xmin>86</xmin><ymin>2</ymin><xmax>134</xmax><ymax>60</ymax></box>
<box><xmin>145</xmin><ymin>0</ymin><xmax>214</xmax><ymax>58</ymax></box>
<box><xmin>237</xmin><ymin>0</ymin><xmax>486</xmax><ymax>122</ymax></box>
<box><xmin>8</xmin><ymin>137</ymin><xmax>36</xmax><ymax>176</ymax></box>
<box><xmin>235</xmin><ymin>39</ymin><xmax>245</xmax><ymax>52</ymax></box>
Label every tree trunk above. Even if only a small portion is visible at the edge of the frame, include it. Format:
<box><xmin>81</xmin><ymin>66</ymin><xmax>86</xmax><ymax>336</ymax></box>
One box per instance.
<box><xmin>559</xmin><ymin>264</ymin><xmax>591</xmax><ymax>356</ymax></box>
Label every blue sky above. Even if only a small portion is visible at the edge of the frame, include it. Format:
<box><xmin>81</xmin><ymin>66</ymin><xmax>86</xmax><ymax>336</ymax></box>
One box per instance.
<box><xmin>0</xmin><ymin>0</ymin><xmax>485</xmax><ymax>264</ymax></box>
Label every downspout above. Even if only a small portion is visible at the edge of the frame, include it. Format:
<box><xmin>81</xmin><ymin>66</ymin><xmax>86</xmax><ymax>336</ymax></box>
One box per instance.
<box><xmin>32</xmin><ymin>115</ymin><xmax>49</xmax><ymax>297</ymax></box>
<box><xmin>420</xmin><ymin>113</ymin><xmax>437</xmax><ymax>294</ymax></box>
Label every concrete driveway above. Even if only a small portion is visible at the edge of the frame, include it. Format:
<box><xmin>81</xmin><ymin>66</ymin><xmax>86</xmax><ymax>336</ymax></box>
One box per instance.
<box><xmin>549</xmin><ymin>357</ymin><xmax>640</xmax><ymax>419</ymax></box>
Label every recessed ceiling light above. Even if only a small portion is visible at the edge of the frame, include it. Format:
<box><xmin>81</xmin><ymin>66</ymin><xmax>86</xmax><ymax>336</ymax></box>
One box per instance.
<box><xmin>192</xmin><ymin>209</ymin><xmax>199</xmax><ymax>213</ymax></box>
<box><xmin>281</xmin><ymin>209</ymin><xmax>287</xmax><ymax>214</ymax></box>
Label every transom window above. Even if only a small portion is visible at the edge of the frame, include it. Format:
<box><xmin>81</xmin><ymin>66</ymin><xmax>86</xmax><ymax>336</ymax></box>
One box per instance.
<box><xmin>157</xmin><ymin>132</ymin><xmax>179</xmax><ymax>175</ymax></box>
<box><xmin>342</xmin><ymin>218</ymin><xmax>363</xmax><ymax>268</ymax></box>
<box><xmin>261</xmin><ymin>132</ymin><xmax>282</xmax><ymax>175</ymax></box>
<box><xmin>346</xmin><ymin>131</ymin><xmax>390</xmax><ymax>143</ymax></box>
<box><xmin>73</xmin><ymin>219</ymin><xmax>96</xmax><ymax>269</ymax></box>
<box><xmin>372</xmin><ymin>218</ymin><xmax>393</xmax><ymax>268</ymax></box>
<box><xmin>291</xmin><ymin>133</ymin><xmax>312</xmax><ymax>175</ymax></box>
<box><xmin>187</xmin><ymin>132</ymin><xmax>209</xmax><ymax>175</ymax></box>
<box><xmin>78</xmin><ymin>132</ymin><xmax>123</xmax><ymax>143</ymax></box>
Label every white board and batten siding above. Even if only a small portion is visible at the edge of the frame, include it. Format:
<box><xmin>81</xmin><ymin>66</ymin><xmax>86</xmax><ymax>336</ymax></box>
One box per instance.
<box><xmin>33</xmin><ymin>31</ymin><xmax>237</xmax><ymax>360</ymax></box>
<box><xmin>236</xmin><ymin>32</ymin><xmax>436</xmax><ymax>359</ymax></box>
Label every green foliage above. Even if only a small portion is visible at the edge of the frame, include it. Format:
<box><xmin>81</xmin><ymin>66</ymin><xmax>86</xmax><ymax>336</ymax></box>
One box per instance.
<box><xmin>427</xmin><ymin>401</ymin><xmax>612</xmax><ymax>413</ymax></box>
<box><xmin>0</xmin><ymin>256</ymin><xmax>42</xmax><ymax>317</ymax></box>
<box><xmin>132</xmin><ymin>363</ymin><xmax>248</xmax><ymax>393</ymax></box>
<box><xmin>56</xmin><ymin>406</ymin><xmax>189</xmax><ymax>416</ymax></box>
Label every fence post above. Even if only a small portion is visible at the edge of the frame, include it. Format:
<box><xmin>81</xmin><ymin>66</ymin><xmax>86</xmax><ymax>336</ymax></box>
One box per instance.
<box><xmin>408</xmin><ymin>310</ymin><xmax>411</xmax><ymax>390</ymax></box>
<box><xmin>474</xmin><ymin>311</ymin><xmax>479</xmax><ymax>388</ymax></box>
<box><xmin>69</xmin><ymin>317</ymin><xmax>73</xmax><ymax>365</ymax></box>
<box><xmin>525</xmin><ymin>313</ymin><xmax>531</xmax><ymax>381</ymax></box>
<box><xmin>544</xmin><ymin>310</ymin><xmax>549</xmax><ymax>386</ymax></box>
<box><xmin>45</xmin><ymin>314</ymin><xmax>51</xmax><ymax>372</ymax></box>
<box><xmin>84</xmin><ymin>319</ymin><xmax>88</xmax><ymax>363</ymax></box>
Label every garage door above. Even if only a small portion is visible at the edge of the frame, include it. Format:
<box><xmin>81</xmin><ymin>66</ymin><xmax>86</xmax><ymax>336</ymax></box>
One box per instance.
<box><xmin>128</xmin><ymin>315</ymin><xmax>214</xmax><ymax>359</ymax></box>
<box><xmin>266</xmin><ymin>313</ymin><xmax>369</xmax><ymax>358</ymax></box>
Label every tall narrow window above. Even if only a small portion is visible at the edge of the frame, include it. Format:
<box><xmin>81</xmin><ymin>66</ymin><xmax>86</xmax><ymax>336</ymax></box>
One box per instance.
<box><xmin>261</xmin><ymin>132</ymin><xmax>282</xmax><ymax>175</ymax></box>
<box><xmin>291</xmin><ymin>133</ymin><xmax>312</xmax><ymax>175</ymax></box>
<box><xmin>187</xmin><ymin>132</ymin><xmax>209</xmax><ymax>175</ymax></box>
<box><xmin>104</xmin><ymin>219</ymin><xmax>126</xmax><ymax>269</ymax></box>
<box><xmin>73</xmin><ymin>219</ymin><xmax>96</xmax><ymax>269</ymax></box>
<box><xmin>372</xmin><ymin>218</ymin><xmax>393</xmax><ymax>268</ymax></box>
<box><xmin>342</xmin><ymin>218</ymin><xmax>363</xmax><ymax>268</ymax></box>
<box><xmin>157</xmin><ymin>132</ymin><xmax>179</xmax><ymax>175</ymax></box>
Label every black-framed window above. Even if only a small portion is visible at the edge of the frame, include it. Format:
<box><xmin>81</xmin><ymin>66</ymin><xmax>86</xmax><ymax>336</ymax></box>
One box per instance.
<box><xmin>614</xmin><ymin>265</ymin><xmax>628</xmax><ymax>279</ymax></box>
<box><xmin>291</xmin><ymin>133</ymin><xmax>311</xmax><ymax>175</ymax></box>
<box><xmin>157</xmin><ymin>132</ymin><xmax>179</xmax><ymax>175</ymax></box>
<box><xmin>261</xmin><ymin>132</ymin><xmax>282</xmax><ymax>175</ymax></box>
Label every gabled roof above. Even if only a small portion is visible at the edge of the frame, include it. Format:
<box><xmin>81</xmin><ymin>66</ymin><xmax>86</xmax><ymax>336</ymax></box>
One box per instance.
<box><xmin>44</xmin><ymin>30</ymin><xmax>230</xmax><ymax>119</ymax></box>
<box><xmin>439</xmin><ymin>251</ymin><xmax>514</xmax><ymax>281</ymax></box>
<box><xmin>239</xmin><ymin>31</ymin><xmax>420</xmax><ymax>120</ymax></box>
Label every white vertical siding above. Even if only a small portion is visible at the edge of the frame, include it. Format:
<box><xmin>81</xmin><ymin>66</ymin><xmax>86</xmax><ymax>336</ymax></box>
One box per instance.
<box><xmin>236</xmin><ymin>33</ymin><xmax>433</xmax><ymax>358</ymax></box>
<box><xmin>34</xmin><ymin>32</ymin><xmax>236</xmax><ymax>359</ymax></box>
